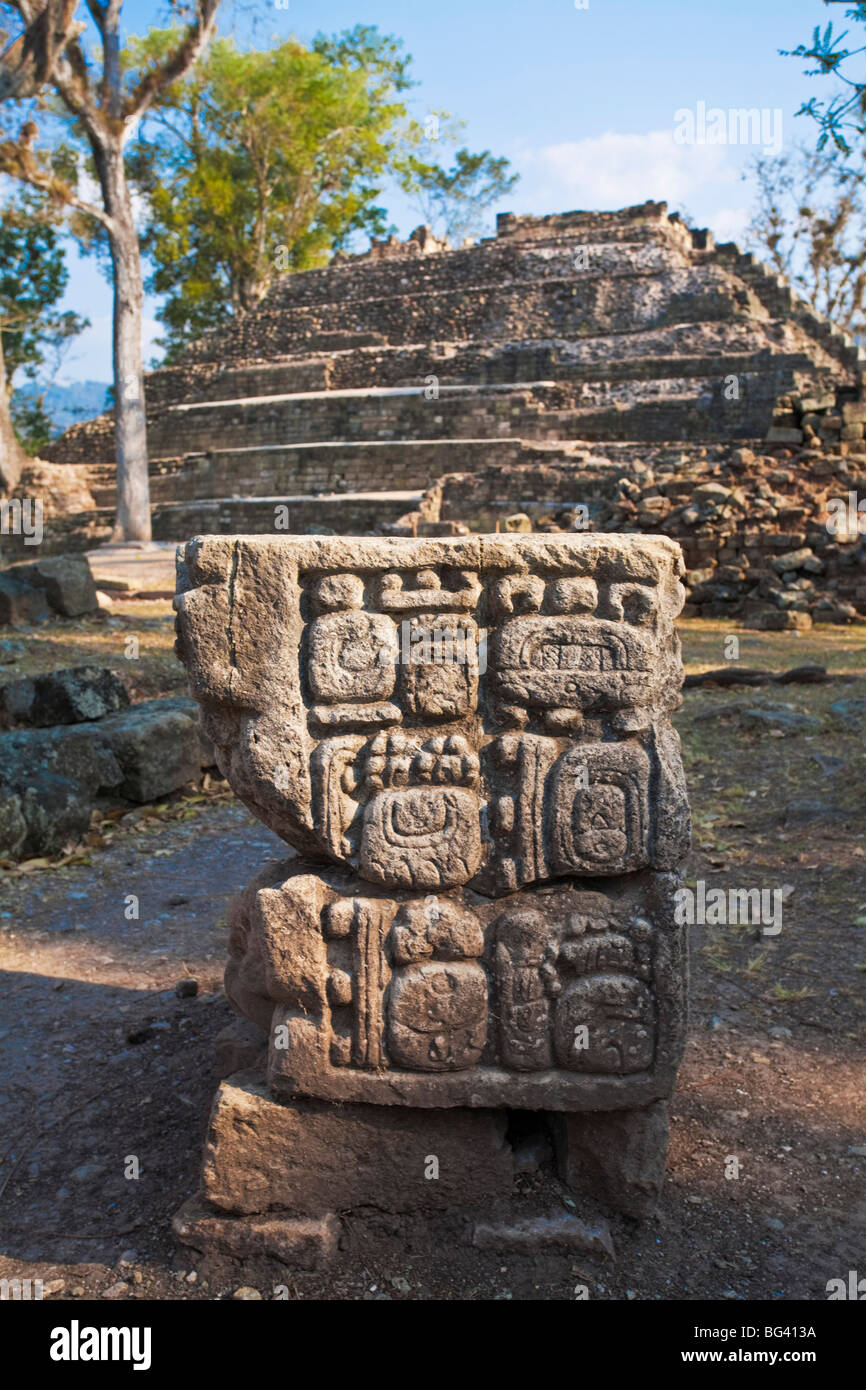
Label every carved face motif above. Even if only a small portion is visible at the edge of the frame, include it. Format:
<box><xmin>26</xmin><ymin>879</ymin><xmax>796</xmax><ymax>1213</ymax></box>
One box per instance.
<box><xmin>307</xmin><ymin>611</ymin><xmax>397</xmax><ymax>702</ymax></box>
<box><xmin>361</xmin><ymin>787</ymin><xmax>483</xmax><ymax>889</ymax></box>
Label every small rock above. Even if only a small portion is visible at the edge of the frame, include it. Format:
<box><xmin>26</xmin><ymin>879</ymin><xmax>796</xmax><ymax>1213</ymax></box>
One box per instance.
<box><xmin>233</xmin><ymin>1286</ymin><xmax>262</xmax><ymax>1300</ymax></box>
<box><xmin>770</xmin><ymin>548</ymin><xmax>820</xmax><ymax>575</ymax></box>
<box><xmin>742</xmin><ymin>706</ymin><xmax>820</xmax><ymax>734</ymax></box>
<box><xmin>473</xmin><ymin>1214</ymin><xmax>614</xmax><ymax>1257</ymax></box>
<box><xmin>175</xmin><ymin>978</ymin><xmax>198</xmax><ymax>998</ymax></box>
<box><xmin>103</xmin><ymin>1281</ymin><xmax>129</xmax><ymax>1299</ymax></box>
<box><xmin>692</xmin><ymin>482</ymin><xmax>732</xmax><ymax>504</ymax></box>
<box><xmin>5</xmin><ymin>554</ymin><xmax>98</xmax><ymax>617</ymax></box>
<box><xmin>830</xmin><ymin>698</ymin><xmax>866</xmax><ymax>729</ymax></box>
<box><xmin>71</xmin><ymin>1161</ymin><xmax>107</xmax><ymax>1182</ymax></box>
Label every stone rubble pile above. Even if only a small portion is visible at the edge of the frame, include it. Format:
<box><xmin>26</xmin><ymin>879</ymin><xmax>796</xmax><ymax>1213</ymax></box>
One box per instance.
<box><xmin>391</xmin><ymin>439</ymin><xmax>866</xmax><ymax>628</ymax></box>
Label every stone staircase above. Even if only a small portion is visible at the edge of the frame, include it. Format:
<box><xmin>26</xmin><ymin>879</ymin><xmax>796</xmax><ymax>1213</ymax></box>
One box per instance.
<box><xmin>41</xmin><ymin>200</ymin><xmax>864</xmax><ymax>540</ymax></box>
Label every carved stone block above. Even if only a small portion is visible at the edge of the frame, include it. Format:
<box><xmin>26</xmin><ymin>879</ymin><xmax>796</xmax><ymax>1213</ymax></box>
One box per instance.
<box><xmin>198</xmin><ymin>1073</ymin><xmax>513</xmax><ymax>1215</ymax></box>
<box><xmin>552</xmin><ymin>1100</ymin><xmax>672</xmax><ymax>1219</ymax></box>
<box><xmin>175</xmin><ymin>535</ymin><xmax>690</xmax><ymax>891</ymax></box>
<box><xmin>225</xmin><ymin>859</ymin><xmax>686</xmax><ymax>1110</ymax></box>
<box><xmin>175</xmin><ymin>535</ymin><xmax>691</xmax><ymax>1224</ymax></box>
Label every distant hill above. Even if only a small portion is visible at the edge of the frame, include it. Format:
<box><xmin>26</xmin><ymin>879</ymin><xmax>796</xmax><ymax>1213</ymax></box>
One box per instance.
<box><xmin>13</xmin><ymin>380</ymin><xmax>111</xmax><ymax>436</ymax></box>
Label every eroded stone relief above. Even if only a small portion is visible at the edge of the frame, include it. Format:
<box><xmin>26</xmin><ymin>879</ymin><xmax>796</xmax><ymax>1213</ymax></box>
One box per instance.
<box><xmin>175</xmin><ymin>534</ymin><xmax>690</xmax><ymax>1226</ymax></box>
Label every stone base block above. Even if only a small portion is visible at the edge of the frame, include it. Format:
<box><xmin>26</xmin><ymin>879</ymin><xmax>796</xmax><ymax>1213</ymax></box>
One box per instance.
<box><xmin>472</xmin><ymin>1213</ymin><xmax>614</xmax><ymax>1256</ymax></box>
<box><xmin>201</xmin><ymin>1072</ymin><xmax>514</xmax><ymax>1217</ymax></box>
<box><xmin>173</xmin><ymin>1196</ymin><xmax>340</xmax><ymax>1271</ymax></box>
<box><xmin>552</xmin><ymin>1099</ymin><xmax>670</xmax><ymax>1219</ymax></box>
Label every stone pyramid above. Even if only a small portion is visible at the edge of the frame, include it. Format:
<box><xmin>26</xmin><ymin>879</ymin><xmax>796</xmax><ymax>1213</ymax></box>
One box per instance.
<box><xmin>46</xmin><ymin>200</ymin><xmax>862</xmax><ymax>540</ymax></box>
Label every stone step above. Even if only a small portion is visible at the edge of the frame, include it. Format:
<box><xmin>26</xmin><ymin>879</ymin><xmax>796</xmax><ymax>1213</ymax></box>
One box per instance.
<box><xmin>149</xmin><ymin>490</ymin><xmax>423</xmax><ymax>540</ymax></box>
<box><xmin>182</xmin><ymin>208</ymin><xmax>687</xmax><ymax>325</ymax></box>
<box><xmin>193</xmin><ymin>265</ymin><xmax>765</xmax><ymax>363</ymax></box>
<box><xmin>143</xmin><ymin>377</ymin><xmax>782</xmax><ymax>456</ymax></box>
<box><xmin>142</xmin><ymin>330</ymin><xmax>835</xmax><ymax>410</ymax></box>
<box><xmin>259</xmin><ymin>235</ymin><xmax>693</xmax><ymax>313</ymax></box>
<box><xmin>90</xmin><ymin>439</ymin><xmax>535</xmax><ymax>507</ymax></box>
<box><xmin>56</xmin><ymin>371</ymin><xmax>791</xmax><ymax>477</ymax></box>
<box><xmin>710</xmin><ymin>244</ymin><xmax>859</xmax><ymax>374</ymax></box>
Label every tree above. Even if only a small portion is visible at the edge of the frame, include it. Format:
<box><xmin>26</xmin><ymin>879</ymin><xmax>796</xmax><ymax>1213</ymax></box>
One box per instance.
<box><xmin>10</xmin><ymin>392</ymin><xmax>54</xmax><ymax>452</ymax></box>
<box><xmin>400</xmin><ymin>147</ymin><xmax>519</xmax><ymax>246</ymax></box>
<box><xmin>0</xmin><ymin>0</ymin><xmax>220</xmax><ymax>539</ymax></box>
<box><xmin>0</xmin><ymin>194</ymin><xmax>87</xmax><ymax>460</ymax></box>
<box><xmin>746</xmin><ymin>144</ymin><xmax>866</xmax><ymax>335</ymax></box>
<box><xmin>128</xmin><ymin>27</ymin><xmax>409</xmax><ymax>358</ymax></box>
<box><xmin>0</xmin><ymin>0</ymin><xmax>82</xmax><ymax>492</ymax></box>
<box><xmin>0</xmin><ymin>193</ymin><xmax>87</xmax><ymax>381</ymax></box>
<box><xmin>784</xmin><ymin>2</ymin><xmax>866</xmax><ymax>151</ymax></box>
<box><xmin>127</xmin><ymin>25</ymin><xmax>518</xmax><ymax>360</ymax></box>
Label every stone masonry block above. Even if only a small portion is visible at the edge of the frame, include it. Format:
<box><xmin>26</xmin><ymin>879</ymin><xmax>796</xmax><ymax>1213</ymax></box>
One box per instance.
<box><xmin>200</xmin><ymin>1073</ymin><xmax>513</xmax><ymax>1215</ymax></box>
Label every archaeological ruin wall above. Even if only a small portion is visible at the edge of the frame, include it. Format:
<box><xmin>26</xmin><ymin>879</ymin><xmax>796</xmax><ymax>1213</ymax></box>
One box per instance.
<box><xmin>40</xmin><ymin>202</ymin><xmax>863</xmax><ymax>547</ymax></box>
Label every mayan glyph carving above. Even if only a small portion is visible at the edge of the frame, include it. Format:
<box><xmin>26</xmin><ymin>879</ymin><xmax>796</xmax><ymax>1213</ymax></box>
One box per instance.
<box><xmin>175</xmin><ymin>535</ymin><xmax>687</xmax><ymax>880</ymax></box>
<box><xmin>223</xmin><ymin>864</ymin><xmax>684</xmax><ymax>1108</ymax></box>
<box><xmin>176</xmin><ymin>534</ymin><xmax>690</xmax><ymax>1122</ymax></box>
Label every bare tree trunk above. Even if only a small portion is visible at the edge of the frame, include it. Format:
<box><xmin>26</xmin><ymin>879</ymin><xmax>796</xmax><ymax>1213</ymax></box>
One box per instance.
<box><xmin>0</xmin><ymin>0</ymin><xmax>221</xmax><ymax>533</ymax></box>
<box><xmin>100</xmin><ymin>143</ymin><xmax>151</xmax><ymax>541</ymax></box>
<box><xmin>0</xmin><ymin>332</ymin><xmax>27</xmax><ymax>495</ymax></box>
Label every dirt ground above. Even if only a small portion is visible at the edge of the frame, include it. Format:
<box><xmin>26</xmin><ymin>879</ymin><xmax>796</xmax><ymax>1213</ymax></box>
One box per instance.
<box><xmin>1</xmin><ymin>598</ymin><xmax>865</xmax><ymax>1302</ymax></box>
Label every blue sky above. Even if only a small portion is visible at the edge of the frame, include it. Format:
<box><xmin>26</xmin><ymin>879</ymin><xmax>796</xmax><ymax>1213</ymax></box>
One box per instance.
<box><xmin>44</xmin><ymin>0</ymin><xmax>855</xmax><ymax>382</ymax></box>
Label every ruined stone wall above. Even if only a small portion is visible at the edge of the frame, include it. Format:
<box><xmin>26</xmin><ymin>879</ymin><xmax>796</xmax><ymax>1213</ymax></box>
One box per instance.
<box><xmin>400</xmin><ymin>441</ymin><xmax>866</xmax><ymax>625</ymax></box>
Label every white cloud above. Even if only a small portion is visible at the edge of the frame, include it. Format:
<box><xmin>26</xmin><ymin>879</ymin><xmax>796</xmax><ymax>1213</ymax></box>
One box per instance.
<box><xmin>707</xmin><ymin>206</ymin><xmax>752</xmax><ymax>243</ymax></box>
<box><xmin>509</xmin><ymin>128</ymin><xmax>757</xmax><ymax>244</ymax></box>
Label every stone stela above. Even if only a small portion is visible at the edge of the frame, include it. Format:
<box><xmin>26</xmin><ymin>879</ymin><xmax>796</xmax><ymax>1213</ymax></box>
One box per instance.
<box><xmin>172</xmin><ymin>532</ymin><xmax>691</xmax><ymax>1262</ymax></box>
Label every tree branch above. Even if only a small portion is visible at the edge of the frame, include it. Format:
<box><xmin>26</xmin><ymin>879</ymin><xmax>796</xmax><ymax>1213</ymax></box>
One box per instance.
<box><xmin>0</xmin><ymin>125</ymin><xmax>111</xmax><ymax>226</ymax></box>
<box><xmin>0</xmin><ymin>0</ymin><xmax>83</xmax><ymax>100</ymax></box>
<box><xmin>122</xmin><ymin>0</ymin><xmax>219</xmax><ymax>123</ymax></box>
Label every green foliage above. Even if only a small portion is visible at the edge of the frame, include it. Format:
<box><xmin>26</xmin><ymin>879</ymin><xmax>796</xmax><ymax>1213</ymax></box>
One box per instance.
<box><xmin>399</xmin><ymin>147</ymin><xmax>519</xmax><ymax>245</ymax></box>
<box><xmin>130</xmin><ymin>27</ymin><xmax>413</xmax><ymax>358</ymax></box>
<box><xmin>128</xmin><ymin>25</ymin><xmax>518</xmax><ymax>360</ymax></box>
<box><xmin>784</xmin><ymin>5</ymin><xmax>866</xmax><ymax>151</ymax></box>
<box><xmin>0</xmin><ymin>193</ymin><xmax>88</xmax><ymax>385</ymax></box>
<box><xmin>9</xmin><ymin>391</ymin><xmax>55</xmax><ymax>452</ymax></box>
